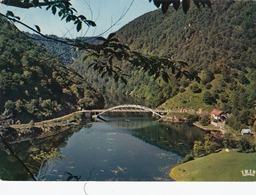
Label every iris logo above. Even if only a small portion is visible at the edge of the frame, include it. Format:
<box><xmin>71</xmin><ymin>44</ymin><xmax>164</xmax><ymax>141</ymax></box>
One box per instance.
<box><xmin>241</xmin><ymin>169</ymin><xmax>256</xmax><ymax>177</ymax></box>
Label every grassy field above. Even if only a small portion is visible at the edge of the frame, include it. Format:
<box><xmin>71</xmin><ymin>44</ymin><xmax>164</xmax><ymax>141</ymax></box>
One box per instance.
<box><xmin>170</xmin><ymin>150</ymin><xmax>256</xmax><ymax>181</ymax></box>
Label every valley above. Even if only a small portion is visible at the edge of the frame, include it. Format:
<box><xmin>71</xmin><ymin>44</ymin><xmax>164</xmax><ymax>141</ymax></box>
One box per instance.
<box><xmin>0</xmin><ymin>0</ymin><xmax>255</xmax><ymax>182</ymax></box>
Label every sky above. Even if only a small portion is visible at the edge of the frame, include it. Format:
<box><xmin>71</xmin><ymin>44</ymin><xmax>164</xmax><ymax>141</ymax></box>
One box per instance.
<box><xmin>0</xmin><ymin>0</ymin><xmax>157</xmax><ymax>38</ymax></box>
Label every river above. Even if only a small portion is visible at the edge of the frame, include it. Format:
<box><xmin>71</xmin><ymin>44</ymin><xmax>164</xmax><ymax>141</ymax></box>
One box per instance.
<box><xmin>0</xmin><ymin>117</ymin><xmax>205</xmax><ymax>181</ymax></box>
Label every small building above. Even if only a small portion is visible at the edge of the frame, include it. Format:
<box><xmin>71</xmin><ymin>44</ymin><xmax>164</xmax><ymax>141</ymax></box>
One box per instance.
<box><xmin>210</xmin><ymin>109</ymin><xmax>227</xmax><ymax>127</ymax></box>
<box><xmin>210</xmin><ymin>109</ymin><xmax>224</xmax><ymax>121</ymax></box>
<box><xmin>241</xmin><ymin>129</ymin><xmax>252</xmax><ymax>135</ymax></box>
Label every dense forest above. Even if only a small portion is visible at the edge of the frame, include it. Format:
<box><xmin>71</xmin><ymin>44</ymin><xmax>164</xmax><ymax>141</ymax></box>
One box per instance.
<box><xmin>71</xmin><ymin>0</ymin><xmax>256</xmax><ymax>130</ymax></box>
<box><xmin>0</xmin><ymin>16</ymin><xmax>104</xmax><ymax>123</ymax></box>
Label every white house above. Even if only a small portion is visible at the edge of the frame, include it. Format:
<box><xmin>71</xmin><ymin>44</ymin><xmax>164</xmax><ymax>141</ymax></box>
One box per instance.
<box><xmin>241</xmin><ymin>129</ymin><xmax>252</xmax><ymax>135</ymax></box>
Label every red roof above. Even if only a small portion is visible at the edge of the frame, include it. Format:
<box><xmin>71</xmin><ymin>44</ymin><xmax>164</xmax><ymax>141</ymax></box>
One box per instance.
<box><xmin>211</xmin><ymin>109</ymin><xmax>223</xmax><ymax>116</ymax></box>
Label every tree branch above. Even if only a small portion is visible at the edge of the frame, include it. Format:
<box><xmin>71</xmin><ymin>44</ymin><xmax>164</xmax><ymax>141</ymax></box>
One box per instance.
<box><xmin>0</xmin><ymin>13</ymin><xmax>76</xmax><ymax>46</ymax></box>
<box><xmin>0</xmin><ymin>4</ymin><xmax>200</xmax><ymax>83</ymax></box>
<box><xmin>0</xmin><ymin>132</ymin><xmax>37</xmax><ymax>181</ymax></box>
<box><xmin>0</xmin><ymin>0</ymin><xmax>70</xmax><ymax>9</ymax></box>
<box><xmin>97</xmin><ymin>0</ymin><xmax>134</xmax><ymax>37</ymax></box>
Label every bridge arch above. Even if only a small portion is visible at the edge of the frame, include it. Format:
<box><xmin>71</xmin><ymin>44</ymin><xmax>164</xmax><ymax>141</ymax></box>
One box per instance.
<box><xmin>96</xmin><ymin>104</ymin><xmax>163</xmax><ymax>118</ymax></box>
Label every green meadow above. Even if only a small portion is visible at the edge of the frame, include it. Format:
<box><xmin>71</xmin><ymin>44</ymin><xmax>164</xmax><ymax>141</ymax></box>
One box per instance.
<box><xmin>170</xmin><ymin>150</ymin><xmax>256</xmax><ymax>181</ymax></box>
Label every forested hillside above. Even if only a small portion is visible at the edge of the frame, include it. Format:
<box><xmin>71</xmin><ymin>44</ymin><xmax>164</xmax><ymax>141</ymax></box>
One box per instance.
<box><xmin>71</xmin><ymin>0</ymin><xmax>256</xmax><ymax>130</ymax></box>
<box><xmin>27</xmin><ymin>34</ymin><xmax>100</xmax><ymax>65</ymax></box>
<box><xmin>0</xmin><ymin>16</ymin><xmax>104</xmax><ymax>123</ymax></box>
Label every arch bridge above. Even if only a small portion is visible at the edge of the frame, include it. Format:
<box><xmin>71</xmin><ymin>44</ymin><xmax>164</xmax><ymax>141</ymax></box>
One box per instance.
<box><xmin>82</xmin><ymin>104</ymin><xmax>167</xmax><ymax>119</ymax></box>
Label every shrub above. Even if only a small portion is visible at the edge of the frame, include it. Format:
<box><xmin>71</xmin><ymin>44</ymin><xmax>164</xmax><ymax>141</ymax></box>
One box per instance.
<box><xmin>4</xmin><ymin>100</ymin><xmax>15</xmax><ymax>111</ymax></box>
<box><xmin>181</xmin><ymin>154</ymin><xmax>194</xmax><ymax>163</ymax></box>
<box><xmin>205</xmin><ymin>83</ymin><xmax>212</xmax><ymax>90</ymax></box>
<box><xmin>203</xmin><ymin>91</ymin><xmax>216</xmax><ymax>105</ymax></box>
<box><xmin>190</xmin><ymin>84</ymin><xmax>202</xmax><ymax>93</ymax></box>
<box><xmin>238</xmin><ymin>136</ymin><xmax>254</xmax><ymax>153</ymax></box>
<box><xmin>193</xmin><ymin>141</ymin><xmax>205</xmax><ymax>157</ymax></box>
<box><xmin>186</xmin><ymin>114</ymin><xmax>199</xmax><ymax>121</ymax></box>
<box><xmin>199</xmin><ymin>114</ymin><xmax>210</xmax><ymax>126</ymax></box>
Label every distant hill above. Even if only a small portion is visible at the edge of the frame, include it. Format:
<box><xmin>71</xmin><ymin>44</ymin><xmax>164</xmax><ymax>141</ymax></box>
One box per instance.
<box><xmin>71</xmin><ymin>0</ymin><xmax>256</xmax><ymax>130</ymax></box>
<box><xmin>0</xmin><ymin>16</ymin><xmax>104</xmax><ymax>123</ymax></box>
<box><xmin>26</xmin><ymin>34</ymin><xmax>101</xmax><ymax>65</ymax></box>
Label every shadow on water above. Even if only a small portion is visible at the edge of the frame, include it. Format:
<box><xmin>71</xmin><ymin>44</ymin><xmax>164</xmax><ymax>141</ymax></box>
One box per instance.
<box><xmin>106</xmin><ymin>117</ymin><xmax>205</xmax><ymax>156</ymax></box>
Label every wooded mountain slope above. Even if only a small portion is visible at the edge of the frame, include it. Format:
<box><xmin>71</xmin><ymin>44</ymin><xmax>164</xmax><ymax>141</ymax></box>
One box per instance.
<box><xmin>0</xmin><ymin>16</ymin><xmax>104</xmax><ymax>123</ymax></box>
<box><xmin>27</xmin><ymin>34</ymin><xmax>100</xmax><ymax>65</ymax></box>
<box><xmin>71</xmin><ymin>0</ymin><xmax>256</xmax><ymax>130</ymax></box>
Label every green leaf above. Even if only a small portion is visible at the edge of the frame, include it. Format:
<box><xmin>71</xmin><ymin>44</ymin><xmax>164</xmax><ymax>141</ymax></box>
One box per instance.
<box><xmin>97</xmin><ymin>37</ymin><xmax>107</xmax><ymax>42</ymax></box>
<box><xmin>6</xmin><ymin>11</ymin><xmax>14</xmax><ymax>17</ymax></box>
<box><xmin>66</xmin><ymin>15</ymin><xmax>72</xmax><ymax>22</ymax></box>
<box><xmin>182</xmin><ymin>0</ymin><xmax>190</xmax><ymax>14</ymax></box>
<box><xmin>108</xmin><ymin>56</ymin><xmax>114</xmax><ymax>65</ymax></box>
<box><xmin>161</xmin><ymin>1</ymin><xmax>170</xmax><ymax>14</ymax></box>
<box><xmin>175</xmin><ymin>71</ymin><xmax>181</xmax><ymax>79</ymax></box>
<box><xmin>173</xmin><ymin>0</ymin><xmax>181</xmax><ymax>11</ymax></box>
<box><xmin>115</xmin><ymin>52</ymin><xmax>123</xmax><ymax>61</ymax></box>
<box><xmin>108</xmin><ymin>69</ymin><xmax>113</xmax><ymax>76</ymax></box>
<box><xmin>101</xmin><ymin>71</ymin><xmax>107</xmax><ymax>78</ymax></box>
<box><xmin>107</xmin><ymin>32</ymin><xmax>116</xmax><ymax>40</ymax></box>
<box><xmin>153</xmin><ymin>0</ymin><xmax>161</xmax><ymax>8</ymax></box>
<box><xmin>114</xmin><ymin>74</ymin><xmax>119</xmax><ymax>82</ymax></box>
<box><xmin>52</xmin><ymin>6</ymin><xmax>57</xmax><ymax>15</ymax></box>
<box><xmin>6</xmin><ymin>11</ymin><xmax>20</xmax><ymax>20</ymax></box>
<box><xmin>205</xmin><ymin>0</ymin><xmax>212</xmax><ymax>8</ymax></box>
<box><xmin>122</xmin><ymin>45</ymin><xmax>130</xmax><ymax>50</ymax></box>
<box><xmin>58</xmin><ymin>10</ymin><xmax>63</xmax><ymax>17</ymax></box>
<box><xmin>83</xmin><ymin>55</ymin><xmax>89</xmax><ymax>61</ymax></box>
<box><xmin>171</xmin><ymin>67</ymin><xmax>176</xmax><ymax>74</ymax></box>
<box><xmin>76</xmin><ymin>21</ymin><xmax>82</xmax><ymax>32</ymax></box>
<box><xmin>161</xmin><ymin>71</ymin><xmax>170</xmax><ymax>82</ymax></box>
<box><xmin>87</xmin><ymin>20</ymin><xmax>96</xmax><ymax>27</ymax></box>
<box><xmin>120</xmin><ymin>76</ymin><xmax>127</xmax><ymax>84</ymax></box>
<box><xmin>109</xmin><ymin>38</ymin><xmax>119</xmax><ymax>42</ymax></box>
<box><xmin>201</xmin><ymin>0</ymin><xmax>206</xmax><ymax>7</ymax></box>
<box><xmin>78</xmin><ymin>15</ymin><xmax>87</xmax><ymax>21</ymax></box>
<box><xmin>46</xmin><ymin>5</ymin><xmax>51</xmax><ymax>10</ymax></box>
<box><xmin>193</xmin><ymin>0</ymin><xmax>201</xmax><ymax>8</ymax></box>
<box><xmin>35</xmin><ymin>25</ymin><xmax>41</xmax><ymax>33</ymax></box>
<box><xmin>177</xmin><ymin>61</ymin><xmax>189</xmax><ymax>67</ymax></box>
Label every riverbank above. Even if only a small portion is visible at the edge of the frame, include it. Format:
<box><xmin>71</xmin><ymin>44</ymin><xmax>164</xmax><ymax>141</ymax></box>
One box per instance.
<box><xmin>193</xmin><ymin>122</ymin><xmax>225</xmax><ymax>134</ymax></box>
<box><xmin>170</xmin><ymin>150</ymin><xmax>256</xmax><ymax>181</ymax></box>
<box><xmin>0</xmin><ymin>111</ymin><xmax>86</xmax><ymax>144</ymax></box>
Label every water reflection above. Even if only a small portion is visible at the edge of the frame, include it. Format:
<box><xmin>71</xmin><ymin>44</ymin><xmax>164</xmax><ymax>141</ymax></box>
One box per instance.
<box><xmin>107</xmin><ymin>118</ymin><xmax>205</xmax><ymax>156</ymax></box>
<box><xmin>0</xmin><ymin>118</ymin><xmax>205</xmax><ymax>181</ymax></box>
<box><xmin>0</xmin><ymin>125</ymin><xmax>86</xmax><ymax>181</ymax></box>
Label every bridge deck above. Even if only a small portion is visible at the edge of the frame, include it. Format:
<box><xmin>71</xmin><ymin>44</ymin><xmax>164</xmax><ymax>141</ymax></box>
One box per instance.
<box><xmin>80</xmin><ymin>109</ymin><xmax>167</xmax><ymax>113</ymax></box>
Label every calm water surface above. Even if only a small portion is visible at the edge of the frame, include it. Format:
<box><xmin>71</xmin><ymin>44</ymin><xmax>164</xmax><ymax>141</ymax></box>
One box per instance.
<box><xmin>0</xmin><ymin>118</ymin><xmax>205</xmax><ymax>181</ymax></box>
